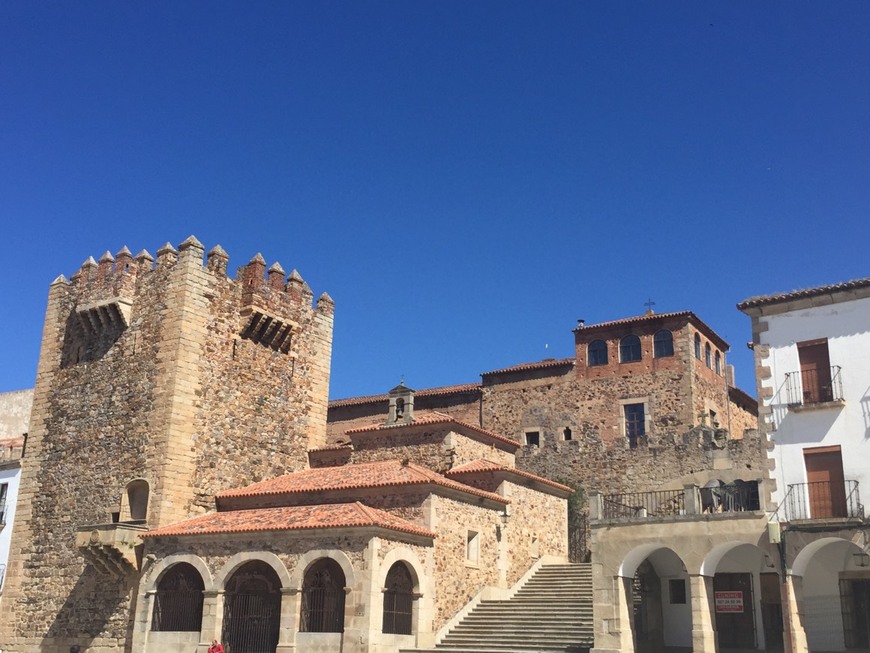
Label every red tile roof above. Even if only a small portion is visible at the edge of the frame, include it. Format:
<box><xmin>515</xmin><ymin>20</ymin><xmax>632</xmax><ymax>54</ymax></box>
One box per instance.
<box><xmin>345</xmin><ymin>411</ymin><xmax>520</xmax><ymax>450</ymax></box>
<box><xmin>481</xmin><ymin>358</ymin><xmax>574</xmax><ymax>377</ymax></box>
<box><xmin>308</xmin><ymin>443</ymin><xmax>353</xmax><ymax>452</ymax></box>
<box><xmin>143</xmin><ymin>502</ymin><xmax>436</xmax><ymax>539</ymax></box>
<box><xmin>738</xmin><ymin>278</ymin><xmax>870</xmax><ymax>310</ymax></box>
<box><xmin>329</xmin><ymin>383</ymin><xmax>481</xmax><ymax>408</ymax></box>
<box><xmin>575</xmin><ymin>311</ymin><xmax>729</xmax><ymax>351</ymax></box>
<box><xmin>447</xmin><ymin>459</ymin><xmax>574</xmax><ymax>494</ymax></box>
<box><xmin>216</xmin><ymin>459</ymin><xmax>510</xmax><ymax>505</ymax></box>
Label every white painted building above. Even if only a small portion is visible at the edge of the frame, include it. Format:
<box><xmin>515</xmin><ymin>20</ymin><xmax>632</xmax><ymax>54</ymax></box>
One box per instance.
<box><xmin>0</xmin><ymin>388</ymin><xmax>32</xmax><ymax>597</ymax></box>
<box><xmin>740</xmin><ymin>278</ymin><xmax>870</xmax><ymax>653</ymax></box>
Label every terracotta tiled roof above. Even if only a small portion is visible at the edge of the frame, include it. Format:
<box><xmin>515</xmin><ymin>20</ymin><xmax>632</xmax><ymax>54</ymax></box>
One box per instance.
<box><xmin>216</xmin><ymin>459</ymin><xmax>510</xmax><ymax>505</ymax></box>
<box><xmin>329</xmin><ymin>383</ymin><xmax>481</xmax><ymax>408</ymax></box>
<box><xmin>0</xmin><ymin>437</ymin><xmax>25</xmax><ymax>447</ymax></box>
<box><xmin>737</xmin><ymin>278</ymin><xmax>870</xmax><ymax>310</ymax></box>
<box><xmin>481</xmin><ymin>358</ymin><xmax>574</xmax><ymax>377</ymax></box>
<box><xmin>345</xmin><ymin>411</ymin><xmax>520</xmax><ymax>450</ymax></box>
<box><xmin>308</xmin><ymin>443</ymin><xmax>352</xmax><ymax>452</ymax></box>
<box><xmin>143</xmin><ymin>502</ymin><xmax>436</xmax><ymax>539</ymax></box>
<box><xmin>575</xmin><ymin>311</ymin><xmax>729</xmax><ymax>351</ymax></box>
<box><xmin>447</xmin><ymin>459</ymin><xmax>574</xmax><ymax>494</ymax></box>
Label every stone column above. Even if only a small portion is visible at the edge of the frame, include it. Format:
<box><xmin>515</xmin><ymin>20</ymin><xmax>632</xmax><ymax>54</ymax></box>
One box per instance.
<box><xmin>783</xmin><ymin>575</ymin><xmax>809</xmax><ymax>653</ymax></box>
<box><xmin>200</xmin><ymin>590</ymin><xmax>224</xmax><ymax>652</ymax></box>
<box><xmin>591</xmin><ymin>572</ymin><xmax>635</xmax><ymax>653</ymax></box>
<box><xmin>276</xmin><ymin>587</ymin><xmax>300</xmax><ymax>652</ymax></box>
<box><xmin>689</xmin><ymin>574</ymin><xmax>718</xmax><ymax>653</ymax></box>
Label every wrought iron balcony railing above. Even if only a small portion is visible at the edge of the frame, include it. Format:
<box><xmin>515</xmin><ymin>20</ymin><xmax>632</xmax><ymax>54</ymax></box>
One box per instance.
<box><xmin>785</xmin><ymin>366</ymin><xmax>843</xmax><ymax>406</ymax></box>
<box><xmin>776</xmin><ymin>480</ymin><xmax>864</xmax><ymax>521</ymax></box>
<box><xmin>596</xmin><ymin>480</ymin><xmax>761</xmax><ymax>521</ymax></box>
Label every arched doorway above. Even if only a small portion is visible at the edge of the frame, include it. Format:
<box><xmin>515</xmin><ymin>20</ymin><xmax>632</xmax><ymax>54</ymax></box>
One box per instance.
<box><xmin>151</xmin><ymin>562</ymin><xmax>204</xmax><ymax>633</ymax></box>
<box><xmin>222</xmin><ymin>560</ymin><xmax>281</xmax><ymax>653</ymax></box>
<box><xmin>622</xmin><ymin>546</ymin><xmax>689</xmax><ymax>653</ymax></box>
<box><xmin>382</xmin><ymin>562</ymin><xmax>415</xmax><ymax>635</ymax></box>
<box><xmin>300</xmin><ymin>558</ymin><xmax>346</xmax><ymax>633</ymax></box>
<box><xmin>792</xmin><ymin>538</ymin><xmax>870</xmax><ymax>651</ymax></box>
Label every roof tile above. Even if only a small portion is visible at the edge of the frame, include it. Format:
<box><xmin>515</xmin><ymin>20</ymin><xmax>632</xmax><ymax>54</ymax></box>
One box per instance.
<box><xmin>143</xmin><ymin>502</ymin><xmax>436</xmax><ymax>539</ymax></box>
<box><xmin>345</xmin><ymin>411</ymin><xmax>520</xmax><ymax>450</ymax></box>
<box><xmin>738</xmin><ymin>278</ymin><xmax>870</xmax><ymax>310</ymax></box>
<box><xmin>447</xmin><ymin>459</ymin><xmax>574</xmax><ymax>493</ymax></box>
<box><xmin>216</xmin><ymin>458</ymin><xmax>510</xmax><ymax>504</ymax></box>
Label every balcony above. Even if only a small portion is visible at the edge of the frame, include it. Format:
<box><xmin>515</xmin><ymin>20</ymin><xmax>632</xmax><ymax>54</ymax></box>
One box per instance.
<box><xmin>591</xmin><ymin>480</ymin><xmax>762</xmax><ymax>522</ymax></box>
<box><xmin>775</xmin><ymin>480</ymin><xmax>864</xmax><ymax>522</ymax></box>
<box><xmin>75</xmin><ymin>521</ymin><xmax>149</xmax><ymax>577</ymax></box>
<box><xmin>785</xmin><ymin>366</ymin><xmax>844</xmax><ymax>408</ymax></box>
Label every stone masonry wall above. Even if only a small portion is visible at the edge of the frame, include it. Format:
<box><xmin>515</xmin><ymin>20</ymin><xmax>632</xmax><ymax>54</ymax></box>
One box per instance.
<box><xmin>0</xmin><ymin>238</ymin><xmax>333</xmax><ymax>653</ymax></box>
<box><xmin>430</xmin><ymin>495</ymin><xmax>503</xmax><ymax>629</ymax></box>
<box><xmin>502</xmin><ymin>481</ymin><xmax>566</xmax><ymax>586</ymax></box>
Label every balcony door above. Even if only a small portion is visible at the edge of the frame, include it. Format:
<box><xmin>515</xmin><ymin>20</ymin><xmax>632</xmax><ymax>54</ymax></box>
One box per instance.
<box><xmin>803</xmin><ymin>446</ymin><xmax>847</xmax><ymax>518</ymax></box>
<box><xmin>798</xmin><ymin>338</ymin><xmax>833</xmax><ymax>403</ymax></box>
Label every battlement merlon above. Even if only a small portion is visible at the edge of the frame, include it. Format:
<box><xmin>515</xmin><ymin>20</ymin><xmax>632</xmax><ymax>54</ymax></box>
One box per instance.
<box><xmin>53</xmin><ymin>236</ymin><xmax>333</xmax><ymax>315</ymax></box>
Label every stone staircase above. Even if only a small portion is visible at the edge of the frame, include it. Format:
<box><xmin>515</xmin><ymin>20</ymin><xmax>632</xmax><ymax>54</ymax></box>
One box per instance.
<box><xmin>405</xmin><ymin>563</ymin><xmax>593</xmax><ymax>653</ymax></box>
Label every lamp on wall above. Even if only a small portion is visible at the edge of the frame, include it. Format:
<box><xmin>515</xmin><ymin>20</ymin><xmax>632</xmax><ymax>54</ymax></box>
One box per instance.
<box><xmin>853</xmin><ymin>552</ymin><xmax>870</xmax><ymax>568</ymax></box>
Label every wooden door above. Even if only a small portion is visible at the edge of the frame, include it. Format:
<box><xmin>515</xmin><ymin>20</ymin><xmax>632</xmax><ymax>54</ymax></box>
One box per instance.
<box><xmin>798</xmin><ymin>340</ymin><xmax>832</xmax><ymax>403</ymax></box>
<box><xmin>714</xmin><ymin>573</ymin><xmax>756</xmax><ymax>649</ymax></box>
<box><xmin>804</xmin><ymin>447</ymin><xmax>847</xmax><ymax>518</ymax></box>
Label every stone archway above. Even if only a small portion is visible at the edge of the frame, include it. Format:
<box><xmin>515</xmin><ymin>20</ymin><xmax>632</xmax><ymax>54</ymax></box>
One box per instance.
<box><xmin>792</xmin><ymin>537</ymin><xmax>870</xmax><ymax>652</ymax></box>
<box><xmin>620</xmin><ymin>546</ymin><xmax>690</xmax><ymax>653</ymax></box>
<box><xmin>222</xmin><ymin>560</ymin><xmax>282</xmax><ymax>653</ymax></box>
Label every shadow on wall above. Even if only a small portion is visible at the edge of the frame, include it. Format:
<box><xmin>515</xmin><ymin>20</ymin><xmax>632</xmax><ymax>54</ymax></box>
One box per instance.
<box><xmin>860</xmin><ymin>387</ymin><xmax>870</xmax><ymax>440</ymax></box>
<box><xmin>46</xmin><ymin>564</ymin><xmax>133</xmax><ymax>649</ymax></box>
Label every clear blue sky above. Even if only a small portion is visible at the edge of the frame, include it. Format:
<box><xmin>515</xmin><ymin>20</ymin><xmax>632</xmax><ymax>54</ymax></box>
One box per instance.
<box><xmin>1</xmin><ymin>2</ymin><xmax>868</xmax><ymax>400</ymax></box>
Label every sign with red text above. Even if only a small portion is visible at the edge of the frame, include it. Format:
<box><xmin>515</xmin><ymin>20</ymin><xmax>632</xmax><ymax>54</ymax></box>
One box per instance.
<box><xmin>715</xmin><ymin>591</ymin><xmax>744</xmax><ymax>613</ymax></box>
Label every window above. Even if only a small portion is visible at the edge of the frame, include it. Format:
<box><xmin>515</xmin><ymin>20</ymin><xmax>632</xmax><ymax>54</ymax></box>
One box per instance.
<box><xmin>624</xmin><ymin>403</ymin><xmax>646</xmax><ymax>448</ymax></box>
<box><xmin>619</xmin><ymin>335</ymin><xmax>642</xmax><ymax>362</ymax></box>
<box><xmin>382</xmin><ymin>563</ymin><xmax>414</xmax><ymax>635</ymax></box>
<box><xmin>301</xmin><ymin>559</ymin><xmax>346</xmax><ymax>633</ymax></box>
<box><xmin>694</xmin><ymin>333</ymin><xmax>702</xmax><ymax>359</ymax></box>
<box><xmin>797</xmin><ymin>338</ymin><xmax>835</xmax><ymax>403</ymax></box>
<box><xmin>563</xmin><ymin>427</ymin><xmax>572</xmax><ymax>441</ymax></box>
<box><xmin>705</xmin><ymin>343</ymin><xmax>712</xmax><ymax>368</ymax></box>
<box><xmin>669</xmin><ymin>579</ymin><xmax>687</xmax><ymax>604</ymax></box>
<box><xmin>125</xmin><ymin>479</ymin><xmax>149</xmax><ymax>521</ymax></box>
<box><xmin>524</xmin><ymin>431</ymin><xmax>540</xmax><ymax>447</ymax></box>
<box><xmin>588</xmin><ymin>340</ymin><xmax>608</xmax><ymax>366</ymax></box>
<box><xmin>151</xmin><ymin>563</ymin><xmax>205</xmax><ymax>632</ymax></box>
<box><xmin>715</xmin><ymin>351</ymin><xmax>722</xmax><ymax>375</ymax></box>
<box><xmin>466</xmin><ymin>530</ymin><xmax>480</xmax><ymax>564</ymax></box>
<box><xmin>653</xmin><ymin>330</ymin><xmax>674</xmax><ymax>358</ymax></box>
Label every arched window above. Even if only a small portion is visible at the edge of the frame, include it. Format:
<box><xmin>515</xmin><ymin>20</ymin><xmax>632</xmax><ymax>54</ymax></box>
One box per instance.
<box><xmin>715</xmin><ymin>351</ymin><xmax>722</xmax><ymax>375</ymax></box>
<box><xmin>126</xmin><ymin>479</ymin><xmax>149</xmax><ymax>521</ymax></box>
<box><xmin>619</xmin><ymin>335</ymin><xmax>642</xmax><ymax>363</ymax></box>
<box><xmin>152</xmin><ymin>563</ymin><xmax>204</xmax><ymax>632</ymax></box>
<box><xmin>705</xmin><ymin>343</ymin><xmax>712</xmax><ymax>368</ymax></box>
<box><xmin>382</xmin><ymin>562</ymin><xmax>414</xmax><ymax>635</ymax></box>
<box><xmin>301</xmin><ymin>558</ymin><xmax>346</xmax><ymax>633</ymax></box>
<box><xmin>223</xmin><ymin>561</ymin><xmax>281</xmax><ymax>652</ymax></box>
<box><xmin>587</xmin><ymin>340</ymin><xmax>608</xmax><ymax>366</ymax></box>
<box><xmin>694</xmin><ymin>333</ymin><xmax>702</xmax><ymax>359</ymax></box>
<box><xmin>653</xmin><ymin>330</ymin><xmax>674</xmax><ymax>358</ymax></box>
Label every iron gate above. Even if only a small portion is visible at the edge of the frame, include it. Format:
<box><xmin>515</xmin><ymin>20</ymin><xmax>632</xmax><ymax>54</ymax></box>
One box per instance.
<box><xmin>222</xmin><ymin>591</ymin><xmax>280</xmax><ymax>653</ymax></box>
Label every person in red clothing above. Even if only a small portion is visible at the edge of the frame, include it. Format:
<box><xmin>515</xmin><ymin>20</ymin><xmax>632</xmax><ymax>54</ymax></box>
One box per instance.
<box><xmin>208</xmin><ymin>640</ymin><xmax>225</xmax><ymax>653</ymax></box>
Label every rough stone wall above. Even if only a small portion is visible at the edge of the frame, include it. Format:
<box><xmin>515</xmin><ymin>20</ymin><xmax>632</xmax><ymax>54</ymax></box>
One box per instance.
<box><xmin>347</xmin><ymin>428</ymin><xmax>455</xmax><ymax>473</ymax></box>
<box><xmin>516</xmin><ymin>426</ymin><xmax>769</xmax><ymax>496</ymax></box>
<box><xmin>445</xmin><ymin>431</ymin><xmax>515</xmax><ymax>469</ymax></box>
<box><xmin>0</xmin><ymin>239</ymin><xmax>333</xmax><ymax>653</ymax></box>
<box><xmin>501</xmin><ymin>481</ymin><xmax>566</xmax><ymax>585</ymax></box>
<box><xmin>430</xmin><ymin>495</ymin><xmax>502</xmax><ymax>628</ymax></box>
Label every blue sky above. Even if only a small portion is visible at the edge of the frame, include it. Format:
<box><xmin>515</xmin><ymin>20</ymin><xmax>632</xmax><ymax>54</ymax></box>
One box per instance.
<box><xmin>1</xmin><ymin>2</ymin><xmax>868</xmax><ymax>400</ymax></box>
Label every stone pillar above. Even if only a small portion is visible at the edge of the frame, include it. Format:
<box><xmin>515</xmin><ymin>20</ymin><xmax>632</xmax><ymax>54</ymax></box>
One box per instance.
<box><xmin>277</xmin><ymin>587</ymin><xmax>300</xmax><ymax>652</ymax></box>
<box><xmin>591</xmin><ymin>572</ymin><xmax>635</xmax><ymax>653</ymax></box>
<box><xmin>783</xmin><ymin>575</ymin><xmax>809</xmax><ymax>653</ymax></box>
<box><xmin>689</xmin><ymin>574</ymin><xmax>718</xmax><ymax>653</ymax></box>
<box><xmin>200</xmin><ymin>590</ymin><xmax>224</xmax><ymax>652</ymax></box>
<box><xmin>589</xmin><ymin>492</ymin><xmax>603</xmax><ymax>520</ymax></box>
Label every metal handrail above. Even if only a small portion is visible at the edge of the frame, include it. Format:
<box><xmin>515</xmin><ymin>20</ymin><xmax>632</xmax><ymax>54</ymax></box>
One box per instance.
<box><xmin>780</xmin><ymin>480</ymin><xmax>862</xmax><ymax>521</ymax></box>
<box><xmin>784</xmin><ymin>365</ymin><xmax>844</xmax><ymax>405</ymax></box>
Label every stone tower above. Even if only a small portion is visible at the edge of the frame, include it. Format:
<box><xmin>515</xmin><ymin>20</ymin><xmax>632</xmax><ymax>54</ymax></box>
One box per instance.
<box><xmin>0</xmin><ymin>237</ymin><xmax>334</xmax><ymax>653</ymax></box>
